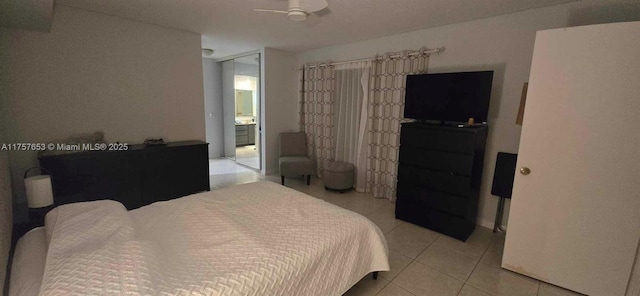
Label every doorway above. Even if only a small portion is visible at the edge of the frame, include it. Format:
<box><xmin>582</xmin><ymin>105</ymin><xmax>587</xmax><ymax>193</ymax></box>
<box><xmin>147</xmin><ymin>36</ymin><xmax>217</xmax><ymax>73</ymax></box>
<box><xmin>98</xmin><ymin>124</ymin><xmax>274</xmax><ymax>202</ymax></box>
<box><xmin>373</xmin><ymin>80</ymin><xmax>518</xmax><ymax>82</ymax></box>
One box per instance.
<box><xmin>221</xmin><ymin>53</ymin><xmax>261</xmax><ymax>171</ymax></box>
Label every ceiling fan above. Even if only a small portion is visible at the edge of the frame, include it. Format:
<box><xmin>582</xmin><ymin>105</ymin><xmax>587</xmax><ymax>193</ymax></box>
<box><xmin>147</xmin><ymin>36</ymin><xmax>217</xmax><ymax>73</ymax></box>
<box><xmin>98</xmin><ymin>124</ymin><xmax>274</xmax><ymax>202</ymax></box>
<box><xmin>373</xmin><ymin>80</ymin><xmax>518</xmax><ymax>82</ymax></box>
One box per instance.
<box><xmin>254</xmin><ymin>0</ymin><xmax>329</xmax><ymax>22</ymax></box>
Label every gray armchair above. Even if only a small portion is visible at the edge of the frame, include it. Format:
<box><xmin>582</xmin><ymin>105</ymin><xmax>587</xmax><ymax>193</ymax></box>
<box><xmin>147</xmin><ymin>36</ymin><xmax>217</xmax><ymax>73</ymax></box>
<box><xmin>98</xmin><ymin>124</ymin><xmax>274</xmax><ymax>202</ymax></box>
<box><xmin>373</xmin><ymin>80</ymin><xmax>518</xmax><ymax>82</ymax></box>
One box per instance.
<box><xmin>279</xmin><ymin>132</ymin><xmax>315</xmax><ymax>185</ymax></box>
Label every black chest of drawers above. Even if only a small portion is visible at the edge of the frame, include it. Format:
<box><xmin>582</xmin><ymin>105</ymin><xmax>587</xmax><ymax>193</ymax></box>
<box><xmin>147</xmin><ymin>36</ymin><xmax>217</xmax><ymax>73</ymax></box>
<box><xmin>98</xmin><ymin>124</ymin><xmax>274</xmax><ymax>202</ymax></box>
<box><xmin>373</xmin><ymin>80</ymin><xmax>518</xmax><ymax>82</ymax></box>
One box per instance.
<box><xmin>39</xmin><ymin>140</ymin><xmax>210</xmax><ymax>210</ymax></box>
<box><xmin>396</xmin><ymin>123</ymin><xmax>488</xmax><ymax>241</ymax></box>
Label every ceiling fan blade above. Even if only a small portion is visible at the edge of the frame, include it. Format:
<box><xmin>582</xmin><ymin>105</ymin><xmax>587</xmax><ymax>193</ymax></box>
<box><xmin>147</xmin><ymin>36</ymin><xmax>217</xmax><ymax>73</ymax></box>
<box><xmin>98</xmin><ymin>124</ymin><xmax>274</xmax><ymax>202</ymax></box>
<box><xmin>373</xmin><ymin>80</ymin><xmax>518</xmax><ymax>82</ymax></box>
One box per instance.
<box><xmin>253</xmin><ymin>9</ymin><xmax>288</xmax><ymax>13</ymax></box>
<box><xmin>300</xmin><ymin>0</ymin><xmax>328</xmax><ymax>13</ymax></box>
<box><xmin>300</xmin><ymin>13</ymin><xmax>322</xmax><ymax>27</ymax></box>
<box><xmin>314</xmin><ymin>7</ymin><xmax>330</xmax><ymax>17</ymax></box>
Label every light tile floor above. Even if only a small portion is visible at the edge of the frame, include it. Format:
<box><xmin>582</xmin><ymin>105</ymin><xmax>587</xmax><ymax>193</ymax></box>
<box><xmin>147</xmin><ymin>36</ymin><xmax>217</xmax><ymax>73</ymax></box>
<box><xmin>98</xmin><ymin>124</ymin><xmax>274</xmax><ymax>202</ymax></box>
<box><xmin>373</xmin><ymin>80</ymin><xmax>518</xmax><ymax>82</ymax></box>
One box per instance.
<box><xmin>235</xmin><ymin>145</ymin><xmax>260</xmax><ymax>169</ymax></box>
<box><xmin>209</xmin><ymin>160</ymin><xmax>583</xmax><ymax>296</ymax></box>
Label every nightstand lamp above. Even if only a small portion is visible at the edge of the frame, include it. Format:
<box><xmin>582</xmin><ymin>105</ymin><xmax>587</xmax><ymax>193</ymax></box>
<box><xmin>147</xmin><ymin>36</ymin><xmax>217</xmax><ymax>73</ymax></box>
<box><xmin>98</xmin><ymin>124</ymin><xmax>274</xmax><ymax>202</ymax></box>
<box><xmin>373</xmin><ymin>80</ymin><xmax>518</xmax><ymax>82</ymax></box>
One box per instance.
<box><xmin>24</xmin><ymin>167</ymin><xmax>55</xmax><ymax>226</ymax></box>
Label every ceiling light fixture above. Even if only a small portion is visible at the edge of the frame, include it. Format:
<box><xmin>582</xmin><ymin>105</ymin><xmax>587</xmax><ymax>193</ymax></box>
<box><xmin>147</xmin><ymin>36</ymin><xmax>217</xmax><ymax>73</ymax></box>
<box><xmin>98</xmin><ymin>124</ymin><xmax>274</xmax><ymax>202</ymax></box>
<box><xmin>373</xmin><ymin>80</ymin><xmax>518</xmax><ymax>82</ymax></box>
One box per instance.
<box><xmin>202</xmin><ymin>48</ymin><xmax>215</xmax><ymax>57</ymax></box>
<box><xmin>287</xmin><ymin>9</ymin><xmax>307</xmax><ymax>21</ymax></box>
<box><xmin>253</xmin><ymin>0</ymin><xmax>327</xmax><ymax>23</ymax></box>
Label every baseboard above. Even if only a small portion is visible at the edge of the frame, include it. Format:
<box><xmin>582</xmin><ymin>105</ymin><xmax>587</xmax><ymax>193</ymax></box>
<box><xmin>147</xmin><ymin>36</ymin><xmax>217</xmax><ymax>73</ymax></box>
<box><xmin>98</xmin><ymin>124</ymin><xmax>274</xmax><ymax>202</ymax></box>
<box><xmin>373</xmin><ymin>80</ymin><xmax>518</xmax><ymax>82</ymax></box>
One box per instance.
<box><xmin>477</xmin><ymin>218</ymin><xmax>507</xmax><ymax>231</ymax></box>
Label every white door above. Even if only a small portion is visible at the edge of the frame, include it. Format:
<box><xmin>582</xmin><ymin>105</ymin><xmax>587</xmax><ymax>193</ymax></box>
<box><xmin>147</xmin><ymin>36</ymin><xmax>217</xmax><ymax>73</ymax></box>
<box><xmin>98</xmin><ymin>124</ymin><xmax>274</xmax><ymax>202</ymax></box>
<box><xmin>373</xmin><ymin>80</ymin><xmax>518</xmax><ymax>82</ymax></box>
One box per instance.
<box><xmin>503</xmin><ymin>22</ymin><xmax>640</xmax><ymax>296</ymax></box>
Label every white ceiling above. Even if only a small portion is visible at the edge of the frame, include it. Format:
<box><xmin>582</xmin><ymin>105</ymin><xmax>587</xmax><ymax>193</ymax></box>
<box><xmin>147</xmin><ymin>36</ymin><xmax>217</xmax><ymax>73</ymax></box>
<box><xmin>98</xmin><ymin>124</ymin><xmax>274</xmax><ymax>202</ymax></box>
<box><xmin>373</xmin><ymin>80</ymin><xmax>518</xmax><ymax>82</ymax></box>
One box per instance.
<box><xmin>57</xmin><ymin>0</ymin><xmax>580</xmax><ymax>59</ymax></box>
<box><xmin>0</xmin><ymin>0</ymin><xmax>54</xmax><ymax>32</ymax></box>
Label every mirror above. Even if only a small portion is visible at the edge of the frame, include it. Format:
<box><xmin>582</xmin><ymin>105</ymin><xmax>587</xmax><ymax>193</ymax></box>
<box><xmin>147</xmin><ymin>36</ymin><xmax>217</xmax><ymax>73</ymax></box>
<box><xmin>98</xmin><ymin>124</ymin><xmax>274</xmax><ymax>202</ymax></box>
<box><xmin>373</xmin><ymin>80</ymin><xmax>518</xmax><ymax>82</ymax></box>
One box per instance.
<box><xmin>235</xmin><ymin>90</ymin><xmax>253</xmax><ymax>116</ymax></box>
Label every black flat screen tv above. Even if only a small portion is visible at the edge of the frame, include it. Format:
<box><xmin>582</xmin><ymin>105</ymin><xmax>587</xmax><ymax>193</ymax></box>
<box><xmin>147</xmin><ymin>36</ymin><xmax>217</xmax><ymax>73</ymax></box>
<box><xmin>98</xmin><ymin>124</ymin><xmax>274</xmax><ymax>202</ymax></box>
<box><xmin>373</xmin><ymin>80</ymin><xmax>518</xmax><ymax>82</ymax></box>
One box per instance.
<box><xmin>404</xmin><ymin>71</ymin><xmax>493</xmax><ymax>123</ymax></box>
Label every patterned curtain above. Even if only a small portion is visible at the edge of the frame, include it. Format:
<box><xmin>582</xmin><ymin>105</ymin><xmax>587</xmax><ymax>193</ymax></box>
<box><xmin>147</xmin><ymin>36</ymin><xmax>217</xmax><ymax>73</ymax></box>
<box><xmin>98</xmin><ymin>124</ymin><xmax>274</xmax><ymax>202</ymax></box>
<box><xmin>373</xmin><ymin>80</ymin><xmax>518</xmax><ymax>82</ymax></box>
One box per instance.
<box><xmin>299</xmin><ymin>65</ymin><xmax>336</xmax><ymax>177</ymax></box>
<box><xmin>365</xmin><ymin>51</ymin><xmax>430</xmax><ymax>200</ymax></box>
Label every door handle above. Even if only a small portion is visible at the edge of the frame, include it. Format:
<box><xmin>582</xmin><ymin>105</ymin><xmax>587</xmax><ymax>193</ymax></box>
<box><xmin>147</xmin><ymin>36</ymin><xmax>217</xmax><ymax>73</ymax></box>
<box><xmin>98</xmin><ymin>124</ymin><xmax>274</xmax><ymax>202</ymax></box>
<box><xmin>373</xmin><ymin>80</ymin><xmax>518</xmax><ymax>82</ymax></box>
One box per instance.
<box><xmin>520</xmin><ymin>167</ymin><xmax>531</xmax><ymax>175</ymax></box>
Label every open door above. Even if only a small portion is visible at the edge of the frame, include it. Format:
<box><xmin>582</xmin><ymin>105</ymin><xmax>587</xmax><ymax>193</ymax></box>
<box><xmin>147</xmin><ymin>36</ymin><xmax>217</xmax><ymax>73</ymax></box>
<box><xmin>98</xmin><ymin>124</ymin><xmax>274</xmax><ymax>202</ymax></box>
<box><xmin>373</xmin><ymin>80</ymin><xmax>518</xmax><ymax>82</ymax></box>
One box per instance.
<box><xmin>503</xmin><ymin>22</ymin><xmax>640</xmax><ymax>296</ymax></box>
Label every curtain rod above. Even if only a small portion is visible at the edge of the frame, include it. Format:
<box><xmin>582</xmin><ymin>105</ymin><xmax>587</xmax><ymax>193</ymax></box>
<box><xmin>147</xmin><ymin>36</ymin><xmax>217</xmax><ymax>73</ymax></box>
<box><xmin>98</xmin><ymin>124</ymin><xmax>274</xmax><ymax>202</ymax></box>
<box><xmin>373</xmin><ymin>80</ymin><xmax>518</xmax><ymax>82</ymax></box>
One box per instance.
<box><xmin>296</xmin><ymin>47</ymin><xmax>444</xmax><ymax>70</ymax></box>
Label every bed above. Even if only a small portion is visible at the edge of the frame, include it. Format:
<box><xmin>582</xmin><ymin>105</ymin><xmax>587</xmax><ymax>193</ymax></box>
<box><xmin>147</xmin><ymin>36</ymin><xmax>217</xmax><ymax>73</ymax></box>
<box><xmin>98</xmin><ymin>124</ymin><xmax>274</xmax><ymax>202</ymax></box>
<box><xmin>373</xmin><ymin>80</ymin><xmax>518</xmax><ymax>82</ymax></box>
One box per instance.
<box><xmin>6</xmin><ymin>181</ymin><xmax>389</xmax><ymax>295</ymax></box>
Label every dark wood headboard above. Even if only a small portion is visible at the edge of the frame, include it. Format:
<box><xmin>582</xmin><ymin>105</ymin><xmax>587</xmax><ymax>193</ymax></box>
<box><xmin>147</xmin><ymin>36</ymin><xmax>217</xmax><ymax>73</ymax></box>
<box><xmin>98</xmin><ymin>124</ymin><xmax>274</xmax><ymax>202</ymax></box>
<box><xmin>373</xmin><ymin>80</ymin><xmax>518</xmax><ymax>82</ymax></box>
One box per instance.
<box><xmin>39</xmin><ymin>141</ymin><xmax>210</xmax><ymax>210</ymax></box>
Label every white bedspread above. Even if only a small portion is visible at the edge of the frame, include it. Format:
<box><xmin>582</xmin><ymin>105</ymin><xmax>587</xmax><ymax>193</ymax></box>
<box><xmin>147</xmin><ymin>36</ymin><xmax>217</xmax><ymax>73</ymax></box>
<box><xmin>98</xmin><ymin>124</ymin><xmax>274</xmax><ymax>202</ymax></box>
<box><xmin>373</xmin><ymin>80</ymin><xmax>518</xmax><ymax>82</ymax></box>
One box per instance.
<box><xmin>39</xmin><ymin>181</ymin><xmax>389</xmax><ymax>295</ymax></box>
<box><xmin>10</xmin><ymin>227</ymin><xmax>47</xmax><ymax>296</ymax></box>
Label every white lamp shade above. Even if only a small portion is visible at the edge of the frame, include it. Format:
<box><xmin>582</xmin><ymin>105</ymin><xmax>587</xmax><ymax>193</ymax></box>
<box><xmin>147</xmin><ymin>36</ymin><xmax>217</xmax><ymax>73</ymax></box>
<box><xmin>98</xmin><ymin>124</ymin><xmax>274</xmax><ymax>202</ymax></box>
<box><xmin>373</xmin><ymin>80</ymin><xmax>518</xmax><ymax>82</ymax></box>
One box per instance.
<box><xmin>25</xmin><ymin>175</ymin><xmax>54</xmax><ymax>208</ymax></box>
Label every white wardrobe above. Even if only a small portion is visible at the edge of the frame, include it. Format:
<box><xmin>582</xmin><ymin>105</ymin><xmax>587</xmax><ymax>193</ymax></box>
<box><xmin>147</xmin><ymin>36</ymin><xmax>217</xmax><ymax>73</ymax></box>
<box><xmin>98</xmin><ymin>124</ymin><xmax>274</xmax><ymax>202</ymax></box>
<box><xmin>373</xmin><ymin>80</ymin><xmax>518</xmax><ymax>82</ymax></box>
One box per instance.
<box><xmin>503</xmin><ymin>21</ymin><xmax>640</xmax><ymax>296</ymax></box>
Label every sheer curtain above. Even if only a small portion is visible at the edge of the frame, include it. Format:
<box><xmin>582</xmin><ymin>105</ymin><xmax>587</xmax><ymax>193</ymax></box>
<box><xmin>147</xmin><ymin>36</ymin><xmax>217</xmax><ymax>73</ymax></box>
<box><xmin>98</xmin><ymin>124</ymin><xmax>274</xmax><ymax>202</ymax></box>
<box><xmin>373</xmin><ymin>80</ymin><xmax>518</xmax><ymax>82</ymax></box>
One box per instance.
<box><xmin>333</xmin><ymin>62</ymin><xmax>370</xmax><ymax>191</ymax></box>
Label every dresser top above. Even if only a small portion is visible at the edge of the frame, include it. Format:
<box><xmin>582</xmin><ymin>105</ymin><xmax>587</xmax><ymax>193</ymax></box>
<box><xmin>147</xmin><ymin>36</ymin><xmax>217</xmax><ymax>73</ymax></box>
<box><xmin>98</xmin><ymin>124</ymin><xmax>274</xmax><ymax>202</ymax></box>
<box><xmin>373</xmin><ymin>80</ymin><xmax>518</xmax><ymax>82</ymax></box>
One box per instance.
<box><xmin>39</xmin><ymin>140</ymin><xmax>208</xmax><ymax>159</ymax></box>
<box><xmin>128</xmin><ymin>140</ymin><xmax>208</xmax><ymax>150</ymax></box>
<box><xmin>402</xmin><ymin>122</ymin><xmax>488</xmax><ymax>133</ymax></box>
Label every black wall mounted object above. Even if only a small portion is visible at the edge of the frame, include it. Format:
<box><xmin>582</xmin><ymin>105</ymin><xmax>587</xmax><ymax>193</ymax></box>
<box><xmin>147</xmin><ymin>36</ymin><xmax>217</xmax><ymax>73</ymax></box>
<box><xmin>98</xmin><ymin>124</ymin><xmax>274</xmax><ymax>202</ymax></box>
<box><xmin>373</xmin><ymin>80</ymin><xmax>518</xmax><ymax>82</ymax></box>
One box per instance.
<box><xmin>491</xmin><ymin>152</ymin><xmax>517</xmax><ymax>232</ymax></box>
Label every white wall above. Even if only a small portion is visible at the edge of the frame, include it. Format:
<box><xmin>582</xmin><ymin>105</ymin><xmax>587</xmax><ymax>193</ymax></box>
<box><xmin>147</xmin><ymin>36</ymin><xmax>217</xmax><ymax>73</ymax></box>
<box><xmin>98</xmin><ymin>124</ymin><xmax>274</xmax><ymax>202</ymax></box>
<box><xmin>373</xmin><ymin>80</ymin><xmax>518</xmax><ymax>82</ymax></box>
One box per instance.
<box><xmin>261</xmin><ymin>47</ymin><xmax>299</xmax><ymax>175</ymax></box>
<box><xmin>221</xmin><ymin>60</ymin><xmax>236</xmax><ymax>158</ymax></box>
<box><xmin>0</xmin><ymin>121</ymin><xmax>12</xmax><ymax>294</ymax></box>
<box><xmin>1</xmin><ymin>5</ymin><xmax>205</xmax><ymax>220</ymax></box>
<box><xmin>629</xmin><ymin>243</ymin><xmax>640</xmax><ymax>296</ymax></box>
<box><xmin>203</xmin><ymin>58</ymin><xmax>224</xmax><ymax>158</ymax></box>
<box><xmin>0</xmin><ymin>30</ymin><xmax>10</xmax><ymax>294</ymax></box>
<box><xmin>296</xmin><ymin>0</ymin><xmax>640</xmax><ymax>228</ymax></box>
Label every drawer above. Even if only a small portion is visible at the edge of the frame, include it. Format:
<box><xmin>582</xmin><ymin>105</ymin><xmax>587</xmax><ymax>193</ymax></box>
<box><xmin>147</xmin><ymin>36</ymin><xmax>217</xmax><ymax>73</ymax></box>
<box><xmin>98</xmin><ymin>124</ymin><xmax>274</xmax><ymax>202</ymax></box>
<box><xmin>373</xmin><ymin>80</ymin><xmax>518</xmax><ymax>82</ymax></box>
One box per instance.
<box><xmin>426</xmin><ymin>210</ymin><xmax>475</xmax><ymax>241</ymax></box>
<box><xmin>397</xmin><ymin>164</ymin><xmax>474</xmax><ymax>198</ymax></box>
<box><xmin>236</xmin><ymin>129</ymin><xmax>249</xmax><ymax>136</ymax></box>
<box><xmin>401</xmin><ymin>126</ymin><xmax>477</xmax><ymax>154</ymax></box>
<box><xmin>399</xmin><ymin>147</ymin><xmax>473</xmax><ymax>176</ymax></box>
<box><xmin>397</xmin><ymin>182</ymin><xmax>469</xmax><ymax>217</ymax></box>
<box><xmin>248</xmin><ymin>130</ymin><xmax>255</xmax><ymax>144</ymax></box>
<box><xmin>396</xmin><ymin>198</ymin><xmax>475</xmax><ymax>241</ymax></box>
<box><xmin>236</xmin><ymin>135</ymin><xmax>248</xmax><ymax>146</ymax></box>
<box><xmin>236</xmin><ymin>125</ymin><xmax>249</xmax><ymax>132</ymax></box>
<box><xmin>395</xmin><ymin>198</ymin><xmax>428</xmax><ymax>225</ymax></box>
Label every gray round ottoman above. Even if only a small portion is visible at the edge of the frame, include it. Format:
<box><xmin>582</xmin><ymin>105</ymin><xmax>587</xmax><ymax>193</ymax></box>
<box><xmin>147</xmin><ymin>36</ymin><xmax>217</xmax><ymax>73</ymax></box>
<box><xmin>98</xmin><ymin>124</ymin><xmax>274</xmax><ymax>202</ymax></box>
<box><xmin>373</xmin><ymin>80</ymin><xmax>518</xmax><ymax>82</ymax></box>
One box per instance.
<box><xmin>323</xmin><ymin>161</ymin><xmax>355</xmax><ymax>192</ymax></box>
